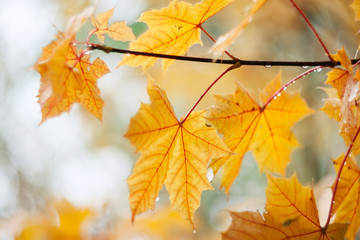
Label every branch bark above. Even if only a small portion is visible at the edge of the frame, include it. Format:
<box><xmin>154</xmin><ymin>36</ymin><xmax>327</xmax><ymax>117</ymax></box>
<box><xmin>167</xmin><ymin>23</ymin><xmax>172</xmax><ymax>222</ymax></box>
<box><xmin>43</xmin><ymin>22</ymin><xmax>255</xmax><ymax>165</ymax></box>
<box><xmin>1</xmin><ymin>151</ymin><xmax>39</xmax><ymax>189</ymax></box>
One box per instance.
<box><xmin>89</xmin><ymin>43</ymin><xmax>359</xmax><ymax>68</ymax></box>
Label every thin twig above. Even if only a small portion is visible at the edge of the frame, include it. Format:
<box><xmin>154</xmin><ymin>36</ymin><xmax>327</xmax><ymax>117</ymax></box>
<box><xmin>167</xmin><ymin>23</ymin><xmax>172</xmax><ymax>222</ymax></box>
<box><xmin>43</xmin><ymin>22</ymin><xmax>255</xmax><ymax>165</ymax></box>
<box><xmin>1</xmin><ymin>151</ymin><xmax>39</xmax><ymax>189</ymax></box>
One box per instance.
<box><xmin>88</xmin><ymin>43</ymin><xmax>359</xmax><ymax>67</ymax></box>
<box><xmin>289</xmin><ymin>0</ymin><xmax>334</xmax><ymax>62</ymax></box>
<box><xmin>199</xmin><ymin>25</ymin><xmax>237</xmax><ymax>60</ymax></box>
<box><xmin>181</xmin><ymin>62</ymin><xmax>240</xmax><ymax>123</ymax></box>
<box><xmin>262</xmin><ymin>66</ymin><xmax>322</xmax><ymax>110</ymax></box>
<box><xmin>323</xmin><ymin>123</ymin><xmax>360</xmax><ymax>230</ymax></box>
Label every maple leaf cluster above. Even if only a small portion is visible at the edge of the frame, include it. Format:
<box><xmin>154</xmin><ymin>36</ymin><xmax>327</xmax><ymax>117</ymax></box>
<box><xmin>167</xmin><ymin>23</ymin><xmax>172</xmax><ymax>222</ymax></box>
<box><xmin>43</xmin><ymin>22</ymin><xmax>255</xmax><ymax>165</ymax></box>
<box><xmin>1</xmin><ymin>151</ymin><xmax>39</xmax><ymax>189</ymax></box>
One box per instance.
<box><xmin>34</xmin><ymin>8</ymin><xmax>134</xmax><ymax>123</ymax></box>
<box><xmin>33</xmin><ymin>0</ymin><xmax>360</xmax><ymax>239</ymax></box>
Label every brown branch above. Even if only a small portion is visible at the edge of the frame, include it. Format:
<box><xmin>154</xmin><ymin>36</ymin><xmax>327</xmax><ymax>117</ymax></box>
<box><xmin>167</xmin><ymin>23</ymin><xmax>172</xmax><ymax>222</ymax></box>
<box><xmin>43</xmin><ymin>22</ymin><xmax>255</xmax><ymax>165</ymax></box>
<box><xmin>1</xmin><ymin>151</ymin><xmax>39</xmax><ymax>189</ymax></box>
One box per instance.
<box><xmin>89</xmin><ymin>43</ymin><xmax>359</xmax><ymax>68</ymax></box>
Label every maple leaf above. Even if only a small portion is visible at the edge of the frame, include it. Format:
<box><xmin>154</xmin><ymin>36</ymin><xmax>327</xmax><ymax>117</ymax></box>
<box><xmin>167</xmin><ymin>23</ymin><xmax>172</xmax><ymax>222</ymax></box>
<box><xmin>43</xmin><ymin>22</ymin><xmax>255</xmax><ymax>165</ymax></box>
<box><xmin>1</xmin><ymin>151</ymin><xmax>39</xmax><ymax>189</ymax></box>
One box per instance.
<box><xmin>34</xmin><ymin>8</ymin><xmax>138</xmax><ymax>122</ymax></box>
<box><xmin>119</xmin><ymin>0</ymin><xmax>233</xmax><ymax>72</ymax></box>
<box><xmin>90</xmin><ymin>8</ymin><xmax>136</xmax><ymax>43</ymax></box>
<box><xmin>35</xmin><ymin>41</ymin><xmax>110</xmax><ymax>122</ymax></box>
<box><xmin>326</xmin><ymin>47</ymin><xmax>352</xmax><ymax>98</ymax></box>
<box><xmin>352</xmin><ymin>0</ymin><xmax>360</xmax><ymax>21</ymax></box>
<box><xmin>331</xmin><ymin>155</ymin><xmax>360</xmax><ymax>240</ymax></box>
<box><xmin>210</xmin><ymin>0</ymin><xmax>267</xmax><ymax>57</ymax></box>
<box><xmin>222</xmin><ymin>174</ymin><xmax>348</xmax><ymax>240</ymax></box>
<box><xmin>16</xmin><ymin>199</ymin><xmax>91</xmax><ymax>240</ymax></box>
<box><xmin>125</xmin><ymin>80</ymin><xmax>230</xmax><ymax>225</ymax></box>
<box><xmin>322</xmin><ymin>48</ymin><xmax>360</xmax><ymax>154</ymax></box>
<box><xmin>207</xmin><ymin>73</ymin><xmax>312</xmax><ymax>195</ymax></box>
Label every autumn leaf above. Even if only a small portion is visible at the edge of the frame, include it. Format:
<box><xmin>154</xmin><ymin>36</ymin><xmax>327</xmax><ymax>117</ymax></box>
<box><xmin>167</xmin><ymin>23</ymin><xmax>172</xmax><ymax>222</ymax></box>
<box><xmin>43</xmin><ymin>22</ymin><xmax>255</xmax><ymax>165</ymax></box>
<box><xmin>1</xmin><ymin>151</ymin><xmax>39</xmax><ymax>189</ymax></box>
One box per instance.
<box><xmin>16</xmin><ymin>199</ymin><xmax>91</xmax><ymax>240</ymax></box>
<box><xmin>90</xmin><ymin>8</ymin><xmax>135</xmax><ymax>43</ymax></box>
<box><xmin>34</xmin><ymin>8</ymin><xmax>130</xmax><ymax>122</ymax></box>
<box><xmin>35</xmin><ymin>42</ymin><xmax>109</xmax><ymax>122</ymax></box>
<box><xmin>34</xmin><ymin>7</ymin><xmax>135</xmax><ymax>123</ymax></box>
<box><xmin>210</xmin><ymin>0</ymin><xmax>267</xmax><ymax>57</ymax></box>
<box><xmin>207</xmin><ymin>73</ymin><xmax>312</xmax><ymax>195</ymax></box>
<box><xmin>326</xmin><ymin>47</ymin><xmax>352</xmax><ymax>98</ymax></box>
<box><xmin>125</xmin><ymin>80</ymin><xmax>230</xmax><ymax>225</ymax></box>
<box><xmin>119</xmin><ymin>0</ymin><xmax>233</xmax><ymax>72</ymax></box>
<box><xmin>222</xmin><ymin>174</ymin><xmax>348</xmax><ymax>240</ymax></box>
<box><xmin>352</xmin><ymin>0</ymin><xmax>360</xmax><ymax>21</ymax></box>
<box><xmin>331</xmin><ymin>155</ymin><xmax>360</xmax><ymax>240</ymax></box>
<box><xmin>322</xmin><ymin>48</ymin><xmax>360</xmax><ymax>154</ymax></box>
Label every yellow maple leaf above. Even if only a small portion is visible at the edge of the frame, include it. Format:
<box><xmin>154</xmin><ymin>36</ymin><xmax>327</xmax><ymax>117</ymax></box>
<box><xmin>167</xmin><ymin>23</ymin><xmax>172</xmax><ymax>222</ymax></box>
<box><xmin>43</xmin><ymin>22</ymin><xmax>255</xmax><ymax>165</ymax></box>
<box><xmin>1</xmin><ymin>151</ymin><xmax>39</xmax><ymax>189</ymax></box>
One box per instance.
<box><xmin>90</xmin><ymin>8</ymin><xmax>136</xmax><ymax>43</ymax></box>
<box><xmin>36</xmin><ymin>45</ymin><xmax>110</xmax><ymax>122</ymax></box>
<box><xmin>210</xmin><ymin>0</ymin><xmax>267</xmax><ymax>57</ymax></box>
<box><xmin>125</xmin><ymin>80</ymin><xmax>230</xmax><ymax>225</ymax></box>
<box><xmin>352</xmin><ymin>0</ymin><xmax>360</xmax><ymax>21</ymax></box>
<box><xmin>222</xmin><ymin>174</ymin><xmax>348</xmax><ymax>240</ymax></box>
<box><xmin>119</xmin><ymin>0</ymin><xmax>233</xmax><ymax>72</ymax></box>
<box><xmin>207</xmin><ymin>73</ymin><xmax>312</xmax><ymax>195</ymax></box>
<box><xmin>16</xmin><ymin>199</ymin><xmax>91</xmax><ymax>240</ymax></box>
<box><xmin>326</xmin><ymin>47</ymin><xmax>352</xmax><ymax>98</ymax></box>
<box><xmin>322</xmin><ymin>48</ymin><xmax>360</xmax><ymax>154</ymax></box>
<box><xmin>34</xmin><ymin>8</ymin><xmax>113</xmax><ymax>122</ymax></box>
<box><xmin>331</xmin><ymin>155</ymin><xmax>360</xmax><ymax>240</ymax></box>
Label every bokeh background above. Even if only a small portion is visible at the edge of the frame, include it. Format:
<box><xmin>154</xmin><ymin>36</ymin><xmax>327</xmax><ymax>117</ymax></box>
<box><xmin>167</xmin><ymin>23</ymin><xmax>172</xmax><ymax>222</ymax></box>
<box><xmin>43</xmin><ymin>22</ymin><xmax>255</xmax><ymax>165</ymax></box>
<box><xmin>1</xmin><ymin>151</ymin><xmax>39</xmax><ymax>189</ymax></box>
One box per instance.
<box><xmin>0</xmin><ymin>0</ymin><xmax>358</xmax><ymax>239</ymax></box>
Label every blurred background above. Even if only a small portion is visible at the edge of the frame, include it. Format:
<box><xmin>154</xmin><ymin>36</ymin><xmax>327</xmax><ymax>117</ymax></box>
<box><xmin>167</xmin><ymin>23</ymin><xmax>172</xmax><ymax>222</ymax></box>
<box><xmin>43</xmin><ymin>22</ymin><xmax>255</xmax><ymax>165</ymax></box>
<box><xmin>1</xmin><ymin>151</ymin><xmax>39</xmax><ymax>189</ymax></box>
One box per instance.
<box><xmin>0</xmin><ymin>0</ymin><xmax>358</xmax><ymax>239</ymax></box>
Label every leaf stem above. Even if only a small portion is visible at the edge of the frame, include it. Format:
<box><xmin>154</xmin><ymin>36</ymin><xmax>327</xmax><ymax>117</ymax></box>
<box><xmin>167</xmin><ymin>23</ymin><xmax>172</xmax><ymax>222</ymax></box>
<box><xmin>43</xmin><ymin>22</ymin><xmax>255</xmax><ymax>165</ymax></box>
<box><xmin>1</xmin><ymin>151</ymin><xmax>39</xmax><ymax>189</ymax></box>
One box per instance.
<box><xmin>289</xmin><ymin>0</ymin><xmax>334</xmax><ymax>62</ymax></box>
<box><xmin>88</xmin><ymin>43</ymin><xmax>359</xmax><ymax>67</ymax></box>
<box><xmin>324</xmin><ymin>124</ymin><xmax>360</xmax><ymax>229</ymax></box>
<box><xmin>262</xmin><ymin>66</ymin><xmax>322</xmax><ymax>109</ymax></box>
<box><xmin>199</xmin><ymin>26</ymin><xmax>237</xmax><ymax>60</ymax></box>
<box><xmin>181</xmin><ymin>62</ymin><xmax>240</xmax><ymax>123</ymax></box>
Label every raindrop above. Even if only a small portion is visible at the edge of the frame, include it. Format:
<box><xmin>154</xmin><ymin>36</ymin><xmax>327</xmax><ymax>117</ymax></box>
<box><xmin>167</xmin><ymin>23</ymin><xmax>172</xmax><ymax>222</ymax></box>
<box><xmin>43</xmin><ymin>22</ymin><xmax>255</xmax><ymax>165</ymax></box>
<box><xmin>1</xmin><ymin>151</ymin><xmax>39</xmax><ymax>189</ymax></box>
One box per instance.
<box><xmin>316</xmin><ymin>68</ymin><xmax>322</xmax><ymax>72</ymax></box>
<box><xmin>344</xmin><ymin>162</ymin><xmax>347</xmax><ymax>166</ymax></box>
<box><xmin>283</xmin><ymin>87</ymin><xmax>287</xmax><ymax>90</ymax></box>
<box><xmin>277</xmin><ymin>93</ymin><xmax>281</xmax><ymax>97</ymax></box>
<box><xmin>302</xmin><ymin>66</ymin><xmax>309</xmax><ymax>69</ymax></box>
<box><xmin>274</xmin><ymin>96</ymin><xmax>277</xmax><ymax>100</ymax></box>
<box><xmin>193</xmin><ymin>230</ymin><xmax>197</xmax><ymax>234</ymax></box>
<box><xmin>265</xmin><ymin>65</ymin><xmax>272</xmax><ymax>68</ymax></box>
<box><xmin>156</xmin><ymin>197</ymin><xmax>160</xmax><ymax>202</ymax></box>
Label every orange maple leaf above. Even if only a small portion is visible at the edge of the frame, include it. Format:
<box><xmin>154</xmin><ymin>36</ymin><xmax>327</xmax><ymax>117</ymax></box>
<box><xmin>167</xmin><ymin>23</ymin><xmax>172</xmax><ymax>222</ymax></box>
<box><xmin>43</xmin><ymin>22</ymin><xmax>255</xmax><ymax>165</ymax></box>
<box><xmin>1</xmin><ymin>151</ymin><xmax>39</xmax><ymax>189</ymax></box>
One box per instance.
<box><xmin>331</xmin><ymin>155</ymin><xmax>360</xmax><ymax>240</ymax></box>
<box><xmin>125</xmin><ymin>80</ymin><xmax>230</xmax><ymax>225</ymax></box>
<box><xmin>352</xmin><ymin>0</ymin><xmax>360</xmax><ymax>21</ymax></box>
<box><xmin>34</xmin><ymin>8</ymin><xmax>135</xmax><ymax>123</ymax></box>
<box><xmin>210</xmin><ymin>0</ymin><xmax>267</xmax><ymax>56</ymax></box>
<box><xmin>222</xmin><ymin>174</ymin><xmax>348</xmax><ymax>240</ymax></box>
<box><xmin>119</xmin><ymin>0</ymin><xmax>233</xmax><ymax>72</ymax></box>
<box><xmin>90</xmin><ymin>8</ymin><xmax>136</xmax><ymax>43</ymax></box>
<box><xmin>34</xmin><ymin>8</ymin><xmax>113</xmax><ymax>122</ymax></box>
<box><xmin>322</xmin><ymin>48</ymin><xmax>360</xmax><ymax>154</ymax></box>
<box><xmin>207</xmin><ymin>73</ymin><xmax>312</xmax><ymax>195</ymax></box>
<box><xmin>16</xmin><ymin>199</ymin><xmax>91</xmax><ymax>240</ymax></box>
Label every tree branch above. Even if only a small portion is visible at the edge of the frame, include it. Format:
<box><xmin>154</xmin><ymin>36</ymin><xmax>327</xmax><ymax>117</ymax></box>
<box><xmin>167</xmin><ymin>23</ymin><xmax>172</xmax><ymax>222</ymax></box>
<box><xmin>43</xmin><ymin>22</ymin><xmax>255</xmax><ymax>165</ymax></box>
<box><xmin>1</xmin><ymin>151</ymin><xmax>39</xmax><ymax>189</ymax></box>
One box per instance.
<box><xmin>89</xmin><ymin>43</ymin><xmax>359</xmax><ymax>68</ymax></box>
